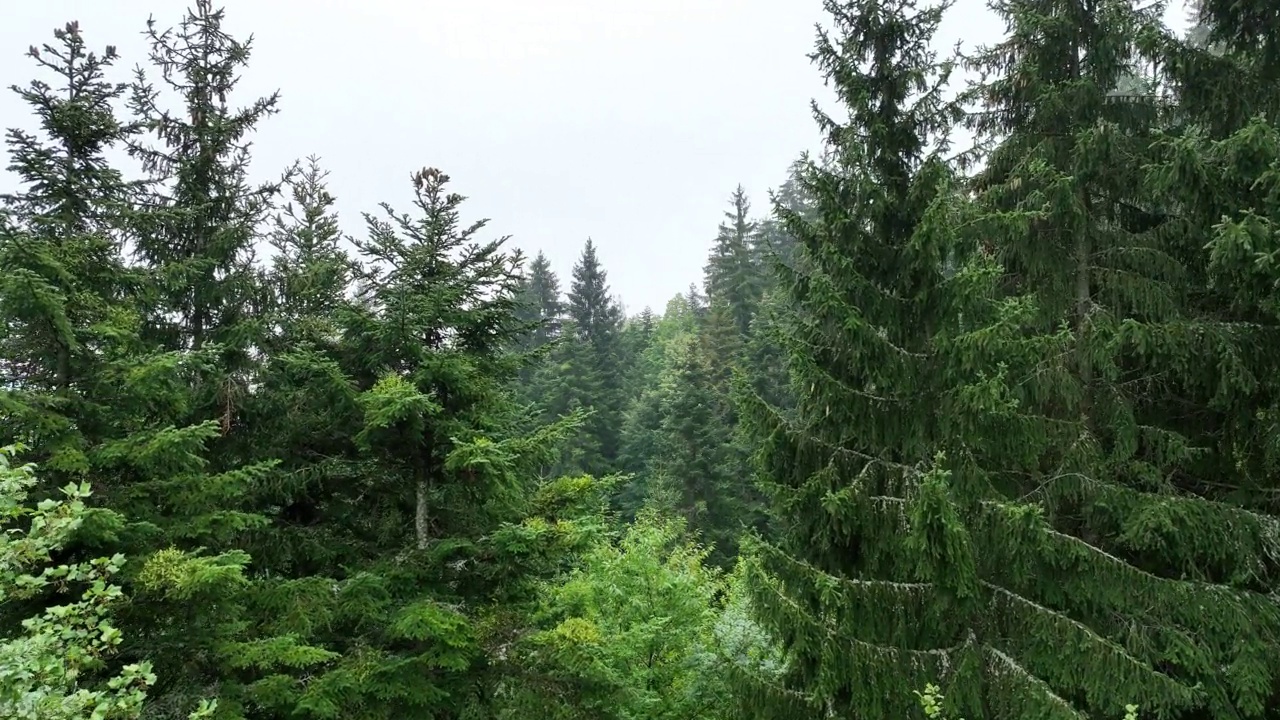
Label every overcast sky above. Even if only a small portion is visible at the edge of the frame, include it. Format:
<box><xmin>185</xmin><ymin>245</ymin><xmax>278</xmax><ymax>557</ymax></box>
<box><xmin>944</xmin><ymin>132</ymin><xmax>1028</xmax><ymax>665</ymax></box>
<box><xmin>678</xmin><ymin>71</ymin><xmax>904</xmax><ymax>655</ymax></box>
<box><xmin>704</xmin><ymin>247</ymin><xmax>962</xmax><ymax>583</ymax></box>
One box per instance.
<box><xmin>1</xmin><ymin>0</ymin><xmax>1189</xmax><ymax>312</ymax></box>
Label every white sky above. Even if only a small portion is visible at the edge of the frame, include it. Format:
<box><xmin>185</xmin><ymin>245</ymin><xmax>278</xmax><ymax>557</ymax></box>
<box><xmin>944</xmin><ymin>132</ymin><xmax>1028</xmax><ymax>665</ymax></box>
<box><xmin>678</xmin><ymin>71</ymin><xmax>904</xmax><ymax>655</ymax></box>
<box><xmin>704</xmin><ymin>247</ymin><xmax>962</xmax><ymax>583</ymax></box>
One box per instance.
<box><xmin>0</xmin><ymin>0</ymin><xmax>1189</xmax><ymax>312</ymax></box>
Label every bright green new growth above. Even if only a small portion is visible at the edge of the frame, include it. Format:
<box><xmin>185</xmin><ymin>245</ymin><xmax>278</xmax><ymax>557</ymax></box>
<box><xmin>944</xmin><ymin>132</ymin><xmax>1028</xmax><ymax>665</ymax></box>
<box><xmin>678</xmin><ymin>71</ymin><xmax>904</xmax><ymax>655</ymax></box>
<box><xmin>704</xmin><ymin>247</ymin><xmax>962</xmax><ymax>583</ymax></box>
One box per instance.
<box><xmin>504</xmin><ymin>512</ymin><xmax>777</xmax><ymax>720</ymax></box>
<box><xmin>916</xmin><ymin>684</ymin><xmax>1138</xmax><ymax>720</ymax></box>
<box><xmin>0</xmin><ymin>444</ymin><xmax>215</xmax><ymax>720</ymax></box>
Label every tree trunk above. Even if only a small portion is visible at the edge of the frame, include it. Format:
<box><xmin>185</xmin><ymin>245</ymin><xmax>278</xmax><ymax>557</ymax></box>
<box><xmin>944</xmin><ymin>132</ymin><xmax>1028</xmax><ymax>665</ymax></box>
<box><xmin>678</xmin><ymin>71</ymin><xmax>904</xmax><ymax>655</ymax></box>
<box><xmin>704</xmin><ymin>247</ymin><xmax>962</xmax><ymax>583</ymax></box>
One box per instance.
<box><xmin>415</xmin><ymin>470</ymin><xmax>431</xmax><ymax>550</ymax></box>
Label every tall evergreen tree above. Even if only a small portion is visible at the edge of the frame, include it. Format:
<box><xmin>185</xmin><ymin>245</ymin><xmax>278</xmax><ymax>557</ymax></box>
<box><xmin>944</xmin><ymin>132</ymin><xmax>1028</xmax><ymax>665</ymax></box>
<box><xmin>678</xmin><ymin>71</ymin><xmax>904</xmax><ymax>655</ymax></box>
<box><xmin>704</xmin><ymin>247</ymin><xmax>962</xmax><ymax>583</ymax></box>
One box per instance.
<box><xmin>647</xmin><ymin>331</ymin><xmax>742</xmax><ymax>566</ymax></box>
<box><xmin>950</xmin><ymin>0</ymin><xmax>1279</xmax><ymax>715</ymax></box>
<box><xmin>1150</xmin><ymin>0</ymin><xmax>1280</xmax><ymax>527</ymax></box>
<box><xmin>126</xmin><ymin>0</ymin><xmax>282</xmax><ymax>365</ymax></box>
<box><xmin>618</xmin><ymin>306</ymin><xmax>657</xmax><ymax>403</ymax></box>
<box><xmin>263</xmin><ymin>155</ymin><xmax>352</xmax><ymax>351</ymax></box>
<box><xmin>0</xmin><ymin>14</ymin><xmax>336</xmax><ymax>720</ymax></box>
<box><xmin>515</xmin><ymin>251</ymin><xmax>563</xmax><ymax>352</ymax></box>
<box><xmin>704</xmin><ymin>186</ymin><xmax>763</xmax><ymax>336</ymax></box>
<box><xmin>104</xmin><ymin>6</ymin><xmax>342</xmax><ymax>717</ymax></box>
<box><xmin>513</xmin><ymin>250</ymin><xmax>564</xmax><ymax>394</ymax></box>
<box><xmin>563</xmin><ymin>239</ymin><xmax>625</xmax><ymax>476</ymax></box>
<box><xmin>316</xmin><ymin>166</ymin><xmax>580</xmax><ymax>717</ymax></box>
<box><xmin>243</xmin><ymin>155</ymin><xmax>361</xmax><ymax>576</ymax></box>
<box><xmin>734</xmin><ymin>0</ymin><xmax>1279</xmax><ymax>717</ymax></box>
<box><xmin>0</xmin><ymin>22</ymin><xmax>136</xmax><ymax>479</ymax></box>
<box><xmin>733</xmin><ymin>0</ymin><xmax>981</xmax><ymax>713</ymax></box>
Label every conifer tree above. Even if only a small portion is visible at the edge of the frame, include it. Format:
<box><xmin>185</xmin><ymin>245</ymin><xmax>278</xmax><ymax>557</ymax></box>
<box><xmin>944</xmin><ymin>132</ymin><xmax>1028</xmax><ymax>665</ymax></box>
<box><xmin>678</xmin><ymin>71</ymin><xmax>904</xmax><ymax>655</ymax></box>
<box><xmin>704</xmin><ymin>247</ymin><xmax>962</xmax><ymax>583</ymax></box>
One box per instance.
<box><xmin>617</xmin><ymin>306</ymin><xmax>657</xmax><ymax>403</ymax></box>
<box><xmin>126</xmin><ymin>0</ymin><xmax>282</xmax><ymax>365</ymax></box>
<box><xmin>615</xmin><ymin>295</ymin><xmax>699</xmax><ymax>513</ymax></box>
<box><xmin>513</xmin><ymin>250</ymin><xmax>564</xmax><ymax>395</ymax></box>
<box><xmin>1150</xmin><ymin>0</ymin><xmax>1280</xmax><ymax>527</ymax></box>
<box><xmin>263</xmin><ymin>155</ymin><xmax>352</xmax><ymax>352</ymax></box>
<box><xmin>704</xmin><ymin>186</ymin><xmax>763</xmax><ymax>336</ymax></box>
<box><xmin>731</xmin><ymin>0</ymin><xmax>1280</xmax><ymax>717</ymax></box>
<box><xmin>945</xmin><ymin>0</ymin><xmax>1280</xmax><ymax>715</ymax></box>
<box><xmin>516</xmin><ymin>250</ymin><xmax>563</xmax><ymax>352</ymax></box>
<box><xmin>733</xmin><ymin>0</ymin><xmax>979</xmax><ymax>711</ymax></box>
<box><xmin>562</xmin><ymin>239</ymin><xmax>626</xmax><ymax>475</ymax></box>
<box><xmin>285</xmin><ymin>166</ymin><xmax>582</xmax><ymax>717</ymax></box>
<box><xmin>647</xmin><ymin>331</ymin><xmax>742</xmax><ymax>566</ymax></box>
<box><xmin>116</xmin><ymin>0</ymin><xmax>286</xmax><ymax>548</ymax></box>
<box><xmin>0</xmin><ymin>22</ymin><xmax>136</xmax><ymax>480</ymax></box>
<box><xmin>87</xmin><ymin>6</ymin><xmax>342</xmax><ymax>716</ymax></box>
<box><xmin>243</xmin><ymin>156</ymin><xmax>362</xmax><ymax>577</ymax></box>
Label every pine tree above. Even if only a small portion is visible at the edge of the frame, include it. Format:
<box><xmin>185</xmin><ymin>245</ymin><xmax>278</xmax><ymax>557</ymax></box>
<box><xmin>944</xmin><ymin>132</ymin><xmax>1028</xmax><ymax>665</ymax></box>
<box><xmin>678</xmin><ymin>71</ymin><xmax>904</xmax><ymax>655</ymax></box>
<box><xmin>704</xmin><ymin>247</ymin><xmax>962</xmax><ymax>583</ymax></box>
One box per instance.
<box><xmin>515</xmin><ymin>250</ymin><xmax>563</xmax><ymax>352</ymax></box>
<box><xmin>733</xmin><ymin>0</ymin><xmax>981</xmax><ymax>712</ymax></box>
<box><xmin>263</xmin><ymin>155</ymin><xmax>353</xmax><ymax>352</ymax></box>
<box><xmin>1150</xmin><ymin>0</ymin><xmax>1280</xmax><ymax>528</ymax></box>
<box><xmin>615</xmin><ymin>295</ymin><xmax>699</xmax><ymax>513</ymax></box>
<box><xmin>731</xmin><ymin>0</ymin><xmax>1280</xmax><ymax>716</ymax></box>
<box><xmin>90</xmin><ymin>6</ymin><xmax>342</xmax><ymax>716</ymax></box>
<box><xmin>704</xmin><ymin>186</ymin><xmax>763</xmax><ymax>336</ymax></box>
<box><xmin>953</xmin><ymin>0</ymin><xmax>1280</xmax><ymax>714</ymax></box>
<box><xmin>647</xmin><ymin>331</ymin><xmax>742</xmax><ymax>566</ymax></box>
<box><xmin>285</xmin><ymin>166</ymin><xmax>582</xmax><ymax>717</ymax></box>
<box><xmin>126</xmin><ymin>0</ymin><xmax>282</xmax><ymax>366</ymax></box>
<box><xmin>562</xmin><ymin>239</ymin><xmax>626</xmax><ymax>476</ymax></box>
<box><xmin>513</xmin><ymin>250</ymin><xmax>564</xmax><ymax>396</ymax></box>
<box><xmin>0</xmin><ymin>22</ymin><xmax>137</xmax><ymax>481</ymax></box>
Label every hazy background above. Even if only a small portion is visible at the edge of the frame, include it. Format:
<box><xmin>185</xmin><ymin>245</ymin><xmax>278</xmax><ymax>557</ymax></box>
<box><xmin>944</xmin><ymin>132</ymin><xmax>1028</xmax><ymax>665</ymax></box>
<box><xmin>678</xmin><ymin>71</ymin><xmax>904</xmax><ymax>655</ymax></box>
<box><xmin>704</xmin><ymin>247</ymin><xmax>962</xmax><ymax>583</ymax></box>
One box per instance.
<box><xmin>0</xmin><ymin>0</ymin><xmax>1188</xmax><ymax>311</ymax></box>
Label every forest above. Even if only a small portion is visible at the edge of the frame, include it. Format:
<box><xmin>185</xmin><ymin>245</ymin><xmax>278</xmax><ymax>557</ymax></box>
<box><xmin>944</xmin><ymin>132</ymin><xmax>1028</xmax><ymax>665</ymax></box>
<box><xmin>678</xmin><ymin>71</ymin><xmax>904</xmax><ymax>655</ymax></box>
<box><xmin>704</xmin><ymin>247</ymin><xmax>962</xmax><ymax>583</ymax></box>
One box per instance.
<box><xmin>2</xmin><ymin>0</ymin><xmax>1280</xmax><ymax>718</ymax></box>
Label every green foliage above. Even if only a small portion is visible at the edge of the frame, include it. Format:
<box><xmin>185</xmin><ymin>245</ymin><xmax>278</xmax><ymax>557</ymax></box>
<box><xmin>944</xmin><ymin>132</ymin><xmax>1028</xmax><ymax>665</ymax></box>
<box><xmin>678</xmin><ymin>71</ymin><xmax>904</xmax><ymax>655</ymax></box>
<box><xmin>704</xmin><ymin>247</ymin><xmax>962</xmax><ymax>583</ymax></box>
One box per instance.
<box><xmin>6</xmin><ymin>3</ymin><xmax>1280</xmax><ymax>719</ymax></box>
<box><xmin>556</xmin><ymin>239</ymin><xmax>627</xmax><ymax>477</ymax></box>
<box><xmin>0</xmin><ymin>444</ymin><xmax>216</xmax><ymax>720</ymax></box>
<box><xmin>502</xmin><ymin>513</ymin><xmax>748</xmax><ymax>720</ymax></box>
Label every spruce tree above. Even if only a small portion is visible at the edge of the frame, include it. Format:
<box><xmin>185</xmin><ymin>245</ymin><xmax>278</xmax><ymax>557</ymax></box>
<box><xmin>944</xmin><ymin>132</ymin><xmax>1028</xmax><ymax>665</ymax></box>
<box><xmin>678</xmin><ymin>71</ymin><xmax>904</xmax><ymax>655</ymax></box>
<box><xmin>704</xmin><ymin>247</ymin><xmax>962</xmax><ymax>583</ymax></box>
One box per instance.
<box><xmin>515</xmin><ymin>250</ymin><xmax>563</xmax><ymax>352</ymax></box>
<box><xmin>647</xmin><ymin>330</ymin><xmax>742</xmax><ymax>566</ymax></box>
<box><xmin>955</xmin><ymin>0</ymin><xmax>1280</xmax><ymax>714</ymax></box>
<box><xmin>733</xmin><ymin>0</ymin><xmax>981</xmax><ymax>712</ymax></box>
<box><xmin>119</xmin><ymin>0</ymin><xmax>286</xmax><ymax>541</ymax></box>
<box><xmin>263</xmin><ymin>155</ymin><xmax>353</xmax><ymax>352</ymax></box>
<box><xmin>126</xmin><ymin>0</ymin><xmax>283</xmax><ymax>365</ymax></box>
<box><xmin>0</xmin><ymin>14</ymin><xmax>337</xmax><ymax>719</ymax></box>
<box><xmin>513</xmin><ymin>250</ymin><xmax>564</xmax><ymax>396</ymax></box>
<box><xmin>618</xmin><ymin>306</ymin><xmax>658</xmax><ymax>404</ymax></box>
<box><xmin>291</xmin><ymin>166</ymin><xmax>579</xmax><ymax>717</ymax></box>
<box><xmin>0</xmin><ymin>22</ymin><xmax>136</xmax><ymax>480</ymax></box>
<box><xmin>615</xmin><ymin>295</ymin><xmax>700</xmax><ymax>514</ymax></box>
<box><xmin>732</xmin><ymin>0</ymin><xmax>1280</xmax><ymax>717</ymax></box>
<box><xmin>103</xmin><ymin>6</ymin><xmax>340</xmax><ymax>716</ymax></box>
<box><xmin>704</xmin><ymin>186</ymin><xmax>763</xmax><ymax>337</ymax></box>
<box><xmin>242</xmin><ymin>155</ymin><xmax>363</xmax><ymax>577</ymax></box>
<box><xmin>1150</xmin><ymin>0</ymin><xmax>1280</xmax><ymax>524</ymax></box>
<box><xmin>563</xmin><ymin>239</ymin><xmax>625</xmax><ymax>476</ymax></box>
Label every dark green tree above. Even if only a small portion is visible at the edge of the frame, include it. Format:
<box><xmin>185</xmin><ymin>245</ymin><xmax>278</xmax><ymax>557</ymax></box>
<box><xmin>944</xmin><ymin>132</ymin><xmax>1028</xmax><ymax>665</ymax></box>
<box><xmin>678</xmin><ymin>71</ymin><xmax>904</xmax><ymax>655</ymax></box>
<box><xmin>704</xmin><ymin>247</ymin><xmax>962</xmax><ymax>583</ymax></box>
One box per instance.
<box><xmin>704</xmin><ymin>186</ymin><xmax>763</xmax><ymax>337</ymax></box>
<box><xmin>733</xmin><ymin>0</ymin><xmax>981</xmax><ymax>712</ymax></box>
<box><xmin>287</xmin><ymin>166</ymin><xmax>582</xmax><ymax>717</ymax></box>
<box><xmin>0</xmin><ymin>22</ymin><xmax>136</xmax><ymax>478</ymax></box>
<box><xmin>515</xmin><ymin>251</ymin><xmax>563</xmax><ymax>352</ymax></box>
<box><xmin>941</xmin><ymin>0</ymin><xmax>1279</xmax><ymax>715</ymax></box>
<box><xmin>513</xmin><ymin>250</ymin><xmax>564</xmax><ymax>394</ymax></box>
<box><xmin>562</xmin><ymin>239</ymin><xmax>625</xmax><ymax>476</ymax></box>
<box><xmin>647</xmin><ymin>330</ymin><xmax>743</xmax><ymax>566</ymax></box>
<box><xmin>732</xmin><ymin>0</ymin><xmax>1280</xmax><ymax>717</ymax></box>
<box><xmin>263</xmin><ymin>155</ymin><xmax>353</xmax><ymax>352</ymax></box>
